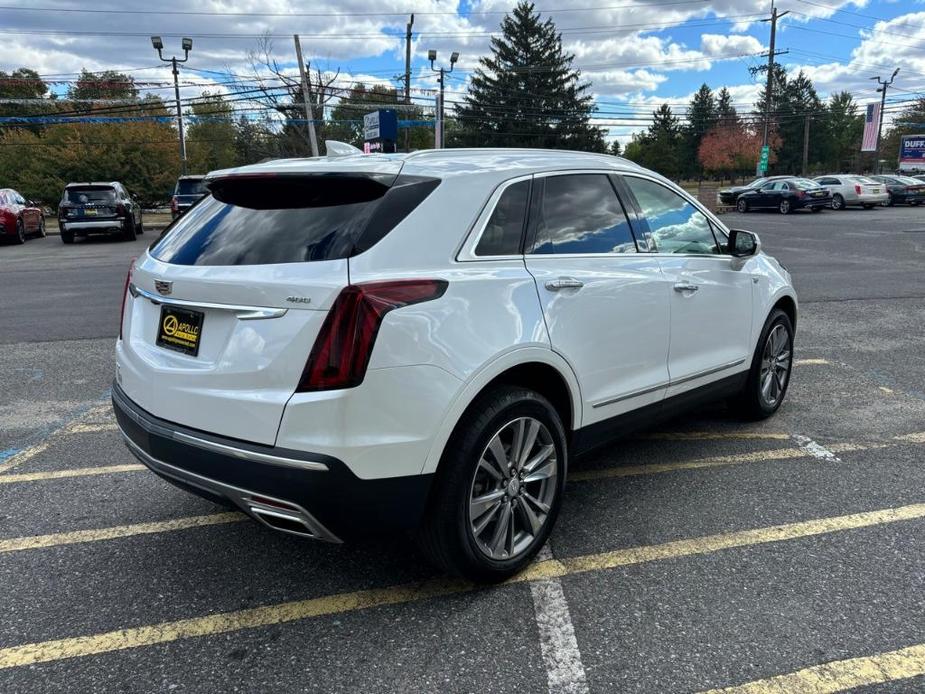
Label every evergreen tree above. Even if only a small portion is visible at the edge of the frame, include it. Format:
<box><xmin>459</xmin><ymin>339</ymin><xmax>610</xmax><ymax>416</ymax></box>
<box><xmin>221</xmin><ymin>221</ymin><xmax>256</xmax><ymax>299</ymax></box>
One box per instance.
<box><xmin>631</xmin><ymin>104</ymin><xmax>682</xmax><ymax>179</ymax></box>
<box><xmin>610</xmin><ymin>139</ymin><xmax>622</xmax><ymax>156</ymax></box>
<box><xmin>716</xmin><ymin>87</ymin><xmax>738</xmax><ymax>126</ymax></box>
<box><xmin>683</xmin><ymin>83</ymin><xmax>717</xmax><ymax>178</ymax></box>
<box><xmin>456</xmin><ymin>1</ymin><xmax>605</xmax><ymax>151</ymax></box>
<box><xmin>823</xmin><ymin>91</ymin><xmax>862</xmax><ymax>172</ymax></box>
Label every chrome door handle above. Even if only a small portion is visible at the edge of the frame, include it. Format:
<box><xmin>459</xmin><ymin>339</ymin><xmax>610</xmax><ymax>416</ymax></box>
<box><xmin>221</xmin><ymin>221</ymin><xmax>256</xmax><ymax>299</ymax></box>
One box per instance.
<box><xmin>673</xmin><ymin>283</ymin><xmax>699</xmax><ymax>293</ymax></box>
<box><xmin>545</xmin><ymin>277</ymin><xmax>584</xmax><ymax>291</ymax></box>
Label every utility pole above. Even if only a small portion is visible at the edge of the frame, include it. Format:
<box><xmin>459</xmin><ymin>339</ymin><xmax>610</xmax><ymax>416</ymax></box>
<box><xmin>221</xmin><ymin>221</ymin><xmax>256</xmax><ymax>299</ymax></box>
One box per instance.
<box><xmin>428</xmin><ymin>49</ymin><xmax>458</xmax><ymax>149</ymax></box>
<box><xmin>293</xmin><ymin>34</ymin><xmax>320</xmax><ymax>157</ymax></box>
<box><xmin>871</xmin><ymin>68</ymin><xmax>899</xmax><ymax>174</ymax></box>
<box><xmin>151</xmin><ymin>36</ymin><xmax>192</xmax><ymax>175</ymax></box>
<box><xmin>802</xmin><ymin>114</ymin><xmax>811</xmax><ymax>176</ymax></box>
<box><xmin>404</xmin><ymin>14</ymin><xmax>414</xmax><ymax>152</ymax></box>
<box><xmin>760</xmin><ymin>2</ymin><xmax>789</xmax><ymax>149</ymax></box>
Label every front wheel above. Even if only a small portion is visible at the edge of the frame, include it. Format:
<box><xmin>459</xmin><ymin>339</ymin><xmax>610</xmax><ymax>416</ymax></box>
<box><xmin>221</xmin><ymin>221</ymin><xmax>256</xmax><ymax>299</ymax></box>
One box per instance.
<box><xmin>732</xmin><ymin>309</ymin><xmax>794</xmax><ymax>420</ymax></box>
<box><xmin>736</xmin><ymin>198</ymin><xmax>749</xmax><ymax>213</ymax></box>
<box><xmin>14</xmin><ymin>219</ymin><xmax>25</xmax><ymax>244</ymax></box>
<box><xmin>779</xmin><ymin>199</ymin><xmax>791</xmax><ymax>215</ymax></box>
<box><xmin>420</xmin><ymin>386</ymin><xmax>567</xmax><ymax>582</ymax></box>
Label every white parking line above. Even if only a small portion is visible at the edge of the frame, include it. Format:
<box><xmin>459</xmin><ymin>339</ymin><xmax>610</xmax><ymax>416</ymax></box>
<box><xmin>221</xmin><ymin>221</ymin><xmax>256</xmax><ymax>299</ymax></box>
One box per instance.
<box><xmin>792</xmin><ymin>435</ymin><xmax>842</xmax><ymax>462</ymax></box>
<box><xmin>529</xmin><ymin>545</ymin><xmax>589</xmax><ymax>694</ymax></box>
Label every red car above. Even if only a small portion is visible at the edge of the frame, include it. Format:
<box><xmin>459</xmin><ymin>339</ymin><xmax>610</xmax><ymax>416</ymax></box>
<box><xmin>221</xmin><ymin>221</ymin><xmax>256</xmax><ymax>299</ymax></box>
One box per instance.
<box><xmin>0</xmin><ymin>188</ymin><xmax>45</xmax><ymax>244</ymax></box>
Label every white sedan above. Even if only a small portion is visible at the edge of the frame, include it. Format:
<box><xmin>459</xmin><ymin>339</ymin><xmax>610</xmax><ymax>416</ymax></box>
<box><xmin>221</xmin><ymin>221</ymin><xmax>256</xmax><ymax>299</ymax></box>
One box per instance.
<box><xmin>813</xmin><ymin>174</ymin><xmax>889</xmax><ymax>209</ymax></box>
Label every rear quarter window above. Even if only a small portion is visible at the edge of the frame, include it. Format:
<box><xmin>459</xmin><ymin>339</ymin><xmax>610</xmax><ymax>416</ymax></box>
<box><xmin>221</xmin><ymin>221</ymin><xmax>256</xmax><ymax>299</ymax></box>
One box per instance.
<box><xmin>150</xmin><ymin>174</ymin><xmax>439</xmax><ymax>266</ymax></box>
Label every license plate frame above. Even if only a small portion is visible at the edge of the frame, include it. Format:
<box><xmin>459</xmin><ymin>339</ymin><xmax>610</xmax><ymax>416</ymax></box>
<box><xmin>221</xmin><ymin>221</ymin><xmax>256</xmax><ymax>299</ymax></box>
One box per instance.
<box><xmin>155</xmin><ymin>305</ymin><xmax>204</xmax><ymax>357</ymax></box>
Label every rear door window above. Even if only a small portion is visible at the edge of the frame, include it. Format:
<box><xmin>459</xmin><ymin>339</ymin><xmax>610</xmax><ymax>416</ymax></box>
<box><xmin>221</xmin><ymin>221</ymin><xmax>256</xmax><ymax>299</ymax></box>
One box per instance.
<box><xmin>529</xmin><ymin>174</ymin><xmax>637</xmax><ymax>255</ymax></box>
<box><xmin>475</xmin><ymin>179</ymin><xmax>530</xmax><ymax>256</ymax></box>
<box><xmin>150</xmin><ymin>174</ymin><xmax>439</xmax><ymax>266</ymax></box>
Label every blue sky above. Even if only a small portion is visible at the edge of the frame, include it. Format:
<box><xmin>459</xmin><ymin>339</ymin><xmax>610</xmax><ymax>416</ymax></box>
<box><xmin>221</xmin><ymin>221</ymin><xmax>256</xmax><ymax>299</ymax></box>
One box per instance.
<box><xmin>2</xmin><ymin>1</ymin><xmax>923</xmax><ymax>144</ymax></box>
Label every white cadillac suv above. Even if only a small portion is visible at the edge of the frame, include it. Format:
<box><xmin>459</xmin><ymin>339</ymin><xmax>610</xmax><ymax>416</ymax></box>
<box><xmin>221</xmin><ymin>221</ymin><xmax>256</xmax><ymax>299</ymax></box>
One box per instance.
<box><xmin>113</xmin><ymin>146</ymin><xmax>797</xmax><ymax>582</ymax></box>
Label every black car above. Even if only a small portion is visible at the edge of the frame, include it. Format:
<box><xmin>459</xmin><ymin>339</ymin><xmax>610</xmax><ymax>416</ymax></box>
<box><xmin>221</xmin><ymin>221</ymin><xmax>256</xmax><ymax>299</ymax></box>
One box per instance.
<box><xmin>171</xmin><ymin>175</ymin><xmax>207</xmax><ymax>219</ymax></box>
<box><xmin>717</xmin><ymin>175</ymin><xmax>790</xmax><ymax>205</ymax></box>
<box><xmin>870</xmin><ymin>175</ymin><xmax>925</xmax><ymax>206</ymax></box>
<box><xmin>735</xmin><ymin>177</ymin><xmax>832</xmax><ymax>214</ymax></box>
<box><xmin>57</xmin><ymin>182</ymin><xmax>143</xmax><ymax>243</ymax></box>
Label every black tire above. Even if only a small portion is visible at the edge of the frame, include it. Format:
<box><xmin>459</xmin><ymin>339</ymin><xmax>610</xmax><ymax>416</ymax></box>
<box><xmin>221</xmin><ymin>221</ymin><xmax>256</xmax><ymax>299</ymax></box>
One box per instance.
<box><xmin>731</xmin><ymin>309</ymin><xmax>794</xmax><ymax>420</ymax></box>
<box><xmin>831</xmin><ymin>193</ymin><xmax>844</xmax><ymax>210</ymax></box>
<box><xmin>61</xmin><ymin>229</ymin><xmax>74</xmax><ymax>244</ymax></box>
<box><xmin>419</xmin><ymin>386</ymin><xmax>567</xmax><ymax>582</ymax></box>
<box><xmin>779</xmin><ymin>199</ymin><xmax>791</xmax><ymax>215</ymax></box>
<box><xmin>736</xmin><ymin>198</ymin><xmax>748</xmax><ymax>213</ymax></box>
<box><xmin>13</xmin><ymin>218</ymin><xmax>25</xmax><ymax>244</ymax></box>
<box><xmin>887</xmin><ymin>194</ymin><xmax>895</xmax><ymax>206</ymax></box>
<box><xmin>121</xmin><ymin>219</ymin><xmax>137</xmax><ymax>242</ymax></box>
<box><xmin>37</xmin><ymin>217</ymin><xmax>46</xmax><ymax>238</ymax></box>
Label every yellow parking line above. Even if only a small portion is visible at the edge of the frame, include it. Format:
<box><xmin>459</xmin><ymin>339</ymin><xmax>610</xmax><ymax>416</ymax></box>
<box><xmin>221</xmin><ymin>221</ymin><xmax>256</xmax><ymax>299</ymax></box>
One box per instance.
<box><xmin>639</xmin><ymin>432</ymin><xmax>791</xmax><ymax>441</ymax></box>
<box><xmin>0</xmin><ymin>465</ymin><xmax>145</xmax><ymax>484</ymax></box>
<box><xmin>66</xmin><ymin>423</ymin><xmax>120</xmax><ymax>434</ymax></box>
<box><xmin>0</xmin><ymin>502</ymin><xmax>922</xmax><ymax>670</ymax></box>
<box><xmin>794</xmin><ymin>358</ymin><xmax>830</xmax><ymax>366</ymax></box>
<box><xmin>895</xmin><ymin>432</ymin><xmax>925</xmax><ymax>444</ymax></box>
<box><xmin>701</xmin><ymin>642</ymin><xmax>925</xmax><ymax>693</ymax></box>
<box><xmin>0</xmin><ymin>513</ymin><xmax>245</xmax><ymax>553</ymax></box>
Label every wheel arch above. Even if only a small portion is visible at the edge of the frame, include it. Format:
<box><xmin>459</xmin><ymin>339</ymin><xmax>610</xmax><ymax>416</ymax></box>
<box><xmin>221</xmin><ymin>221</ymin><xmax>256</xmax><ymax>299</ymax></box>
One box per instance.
<box><xmin>772</xmin><ymin>294</ymin><xmax>797</xmax><ymax>333</ymax></box>
<box><xmin>421</xmin><ymin>348</ymin><xmax>582</xmax><ymax>476</ymax></box>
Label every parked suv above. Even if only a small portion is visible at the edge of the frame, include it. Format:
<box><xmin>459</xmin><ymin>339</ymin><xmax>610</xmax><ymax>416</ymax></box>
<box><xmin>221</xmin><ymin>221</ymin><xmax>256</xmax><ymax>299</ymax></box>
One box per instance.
<box><xmin>812</xmin><ymin>175</ymin><xmax>888</xmax><ymax>209</ymax></box>
<box><xmin>170</xmin><ymin>175</ymin><xmax>207</xmax><ymax>219</ymax></box>
<box><xmin>58</xmin><ymin>182</ymin><xmax>143</xmax><ymax>243</ymax></box>
<box><xmin>0</xmin><ymin>188</ymin><xmax>45</xmax><ymax>244</ymax></box>
<box><xmin>113</xmin><ymin>147</ymin><xmax>797</xmax><ymax>581</ymax></box>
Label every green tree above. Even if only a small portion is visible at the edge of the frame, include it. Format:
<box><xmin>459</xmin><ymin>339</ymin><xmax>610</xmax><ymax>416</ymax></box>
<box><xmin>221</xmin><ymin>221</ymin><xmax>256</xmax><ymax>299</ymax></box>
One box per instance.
<box><xmin>455</xmin><ymin>1</ymin><xmax>605</xmax><ymax>151</ymax></box>
<box><xmin>0</xmin><ymin>68</ymin><xmax>52</xmax><ymax>124</ymax></box>
<box><xmin>629</xmin><ymin>104</ymin><xmax>682</xmax><ymax>179</ymax></box>
<box><xmin>716</xmin><ymin>87</ymin><xmax>738</xmax><ymax>126</ymax></box>
<box><xmin>234</xmin><ymin>115</ymin><xmax>276</xmax><ymax>165</ymax></box>
<box><xmin>823</xmin><ymin>91</ymin><xmax>862</xmax><ymax>172</ymax></box>
<box><xmin>683</xmin><ymin>84</ymin><xmax>717</xmax><ymax>178</ymax></box>
<box><xmin>186</xmin><ymin>91</ymin><xmax>238</xmax><ymax>173</ymax></box>
<box><xmin>610</xmin><ymin>139</ymin><xmax>622</xmax><ymax>156</ymax></box>
<box><xmin>68</xmin><ymin>70</ymin><xmax>138</xmax><ymax>109</ymax></box>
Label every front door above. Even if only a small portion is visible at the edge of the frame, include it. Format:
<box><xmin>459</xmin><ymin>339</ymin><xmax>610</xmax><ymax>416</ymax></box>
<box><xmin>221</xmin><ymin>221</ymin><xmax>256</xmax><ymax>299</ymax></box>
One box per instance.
<box><xmin>523</xmin><ymin>172</ymin><xmax>670</xmax><ymax>425</ymax></box>
<box><xmin>621</xmin><ymin>175</ymin><xmax>754</xmax><ymax>397</ymax></box>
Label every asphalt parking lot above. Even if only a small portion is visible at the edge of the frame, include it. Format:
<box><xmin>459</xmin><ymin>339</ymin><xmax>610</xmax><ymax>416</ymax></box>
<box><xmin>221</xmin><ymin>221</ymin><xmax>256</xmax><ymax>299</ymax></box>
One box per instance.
<box><xmin>1</xmin><ymin>205</ymin><xmax>924</xmax><ymax>692</ymax></box>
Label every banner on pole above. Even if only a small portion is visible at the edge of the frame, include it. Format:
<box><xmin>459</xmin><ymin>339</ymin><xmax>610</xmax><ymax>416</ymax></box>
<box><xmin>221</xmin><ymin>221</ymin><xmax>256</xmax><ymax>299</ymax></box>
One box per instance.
<box><xmin>861</xmin><ymin>102</ymin><xmax>881</xmax><ymax>152</ymax></box>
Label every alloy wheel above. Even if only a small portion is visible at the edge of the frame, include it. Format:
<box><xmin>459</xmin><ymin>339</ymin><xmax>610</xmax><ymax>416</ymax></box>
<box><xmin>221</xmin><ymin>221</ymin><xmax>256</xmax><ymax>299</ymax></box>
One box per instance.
<box><xmin>468</xmin><ymin>416</ymin><xmax>558</xmax><ymax>561</ymax></box>
<box><xmin>779</xmin><ymin>200</ymin><xmax>790</xmax><ymax>214</ymax></box>
<box><xmin>832</xmin><ymin>194</ymin><xmax>843</xmax><ymax>210</ymax></box>
<box><xmin>759</xmin><ymin>324</ymin><xmax>791</xmax><ymax>408</ymax></box>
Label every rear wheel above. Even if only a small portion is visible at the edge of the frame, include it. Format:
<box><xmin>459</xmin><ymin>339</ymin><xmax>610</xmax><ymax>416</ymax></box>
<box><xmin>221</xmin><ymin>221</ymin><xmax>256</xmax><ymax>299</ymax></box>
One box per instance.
<box><xmin>121</xmin><ymin>219</ymin><xmax>136</xmax><ymax>242</ymax></box>
<box><xmin>14</xmin><ymin>218</ymin><xmax>25</xmax><ymax>244</ymax></box>
<box><xmin>736</xmin><ymin>198</ymin><xmax>748</xmax><ymax>213</ymax></box>
<box><xmin>36</xmin><ymin>218</ymin><xmax>46</xmax><ymax>238</ymax></box>
<box><xmin>831</xmin><ymin>193</ymin><xmax>844</xmax><ymax>210</ymax></box>
<box><xmin>732</xmin><ymin>309</ymin><xmax>794</xmax><ymax>420</ymax></box>
<box><xmin>420</xmin><ymin>386</ymin><xmax>567</xmax><ymax>582</ymax></box>
<box><xmin>779</xmin><ymin>199</ymin><xmax>791</xmax><ymax>215</ymax></box>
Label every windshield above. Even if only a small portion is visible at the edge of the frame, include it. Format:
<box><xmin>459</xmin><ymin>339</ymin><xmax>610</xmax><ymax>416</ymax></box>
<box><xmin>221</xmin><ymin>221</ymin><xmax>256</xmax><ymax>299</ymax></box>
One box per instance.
<box><xmin>748</xmin><ymin>178</ymin><xmax>768</xmax><ymax>188</ymax></box>
<box><xmin>176</xmin><ymin>179</ymin><xmax>207</xmax><ymax>196</ymax></box>
<box><xmin>65</xmin><ymin>187</ymin><xmax>115</xmax><ymax>204</ymax></box>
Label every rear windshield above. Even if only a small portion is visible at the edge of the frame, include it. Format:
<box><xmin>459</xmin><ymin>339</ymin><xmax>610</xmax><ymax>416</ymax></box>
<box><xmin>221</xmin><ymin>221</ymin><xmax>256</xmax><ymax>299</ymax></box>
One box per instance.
<box><xmin>176</xmin><ymin>178</ymin><xmax>207</xmax><ymax>196</ymax></box>
<box><xmin>65</xmin><ymin>187</ymin><xmax>115</xmax><ymax>204</ymax></box>
<box><xmin>150</xmin><ymin>174</ymin><xmax>439</xmax><ymax>266</ymax></box>
<box><xmin>851</xmin><ymin>176</ymin><xmax>878</xmax><ymax>184</ymax></box>
<box><xmin>898</xmin><ymin>176</ymin><xmax>922</xmax><ymax>185</ymax></box>
<box><xmin>791</xmin><ymin>179</ymin><xmax>821</xmax><ymax>190</ymax></box>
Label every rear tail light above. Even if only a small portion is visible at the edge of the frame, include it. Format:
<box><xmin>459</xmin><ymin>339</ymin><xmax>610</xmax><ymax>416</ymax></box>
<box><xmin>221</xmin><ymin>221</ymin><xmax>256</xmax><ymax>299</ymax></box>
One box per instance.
<box><xmin>116</xmin><ymin>203</ymin><xmax>126</xmax><ymax>215</ymax></box>
<box><xmin>170</xmin><ymin>196</ymin><xmax>178</xmax><ymax>213</ymax></box>
<box><xmin>797</xmin><ymin>191</ymin><xmax>806</xmax><ymax>198</ymax></box>
<box><xmin>297</xmin><ymin>280</ymin><xmax>448</xmax><ymax>392</ymax></box>
<box><xmin>119</xmin><ymin>258</ymin><xmax>136</xmax><ymax>340</ymax></box>
<box><xmin>855</xmin><ymin>185</ymin><xmax>862</xmax><ymax>195</ymax></box>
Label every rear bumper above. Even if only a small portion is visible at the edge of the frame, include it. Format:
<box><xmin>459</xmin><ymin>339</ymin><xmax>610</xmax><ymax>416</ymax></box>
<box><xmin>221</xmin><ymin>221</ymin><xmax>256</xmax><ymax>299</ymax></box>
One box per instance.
<box><xmin>797</xmin><ymin>197</ymin><xmax>830</xmax><ymax>209</ymax></box>
<box><xmin>112</xmin><ymin>383</ymin><xmax>435</xmax><ymax>542</ymax></box>
<box><xmin>61</xmin><ymin>219</ymin><xmax>125</xmax><ymax>232</ymax></box>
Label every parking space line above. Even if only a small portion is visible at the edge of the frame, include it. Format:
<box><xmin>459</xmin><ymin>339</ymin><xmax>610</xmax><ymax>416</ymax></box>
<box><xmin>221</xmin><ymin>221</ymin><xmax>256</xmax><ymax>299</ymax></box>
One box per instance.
<box><xmin>700</xmin><ymin>642</ymin><xmax>925</xmax><ymax>693</ymax></box>
<box><xmin>529</xmin><ymin>545</ymin><xmax>589</xmax><ymax>694</ymax></box>
<box><xmin>1</xmin><ymin>502</ymin><xmax>923</xmax><ymax>670</ymax></box>
<box><xmin>0</xmin><ymin>465</ymin><xmax>144</xmax><ymax>485</ymax></box>
<box><xmin>793</xmin><ymin>358</ymin><xmax>830</xmax><ymax>366</ymax></box>
<box><xmin>895</xmin><ymin>432</ymin><xmax>925</xmax><ymax>443</ymax></box>
<box><xmin>66</xmin><ymin>423</ymin><xmax>119</xmax><ymax>434</ymax></box>
<box><xmin>0</xmin><ymin>513</ymin><xmax>245</xmax><ymax>553</ymax></box>
<box><xmin>639</xmin><ymin>432</ymin><xmax>790</xmax><ymax>441</ymax></box>
<box><xmin>792</xmin><ymin>435</ymin><xmax>841</xmax><ymax>462</ymax></box>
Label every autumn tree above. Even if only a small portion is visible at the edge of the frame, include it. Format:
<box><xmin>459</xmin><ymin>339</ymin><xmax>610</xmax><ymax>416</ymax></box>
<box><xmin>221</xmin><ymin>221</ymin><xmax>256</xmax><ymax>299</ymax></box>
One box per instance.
<box><xmin>698</xmin><ymin>124</ymin><xmax>780</xmax><ymax>181</ymax></box>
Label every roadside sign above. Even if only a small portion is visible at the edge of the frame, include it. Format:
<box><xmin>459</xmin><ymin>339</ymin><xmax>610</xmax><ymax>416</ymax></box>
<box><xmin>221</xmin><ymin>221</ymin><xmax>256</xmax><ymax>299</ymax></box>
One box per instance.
<box><xmin>758</xmin><ymin>145</ymin><xmax>770</xmax><ymax>174</ymax></box>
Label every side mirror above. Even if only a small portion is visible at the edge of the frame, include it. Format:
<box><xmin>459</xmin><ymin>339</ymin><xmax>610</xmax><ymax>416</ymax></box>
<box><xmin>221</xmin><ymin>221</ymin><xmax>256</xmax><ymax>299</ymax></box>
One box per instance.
<box><xmin>729</xmin><ymin>229</ymin><xmax>760</xmax><ymax>258</ymax></box>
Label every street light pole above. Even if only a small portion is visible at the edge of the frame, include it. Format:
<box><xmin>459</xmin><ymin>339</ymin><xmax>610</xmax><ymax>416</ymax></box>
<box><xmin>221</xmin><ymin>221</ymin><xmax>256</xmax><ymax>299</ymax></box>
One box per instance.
<box><xmin>871</xmin><ymin>68</ymin><xmax>899</xmax><ymax>174</ymax></box>
<box><xmin>152</xmin><ymin>36</ymin><xmax>192</xmax><ymax>175</ymax></box>
<box><xmin>428</xmin><ymin>50</ymin><xmax>458</xmax><ymax>149</ymax></box>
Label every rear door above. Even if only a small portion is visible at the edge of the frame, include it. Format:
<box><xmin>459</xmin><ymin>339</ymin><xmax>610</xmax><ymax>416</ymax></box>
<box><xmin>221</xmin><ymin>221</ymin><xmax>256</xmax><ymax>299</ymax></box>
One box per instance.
<box><xmin>119</xmin><ymin>164</ymin><xmax>430</xmax><ymax>445</ymax></box>
<box><xmin>621</xmin><ymin>174</ymin><xmax>753</xmax><ymax>395</ymax></box>
<box><xmin>523</xmin><ymin>172</ymin><xmax>670</xmax><ymax>424</ymax></box>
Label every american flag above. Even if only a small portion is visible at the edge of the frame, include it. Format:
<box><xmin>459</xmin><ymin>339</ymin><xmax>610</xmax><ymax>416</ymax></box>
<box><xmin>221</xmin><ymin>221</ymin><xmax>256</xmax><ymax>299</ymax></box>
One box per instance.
<box><xmin>861</xmin><ymin>102</ymin><xmax>881</xmax><ymax>152</ymax></box>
